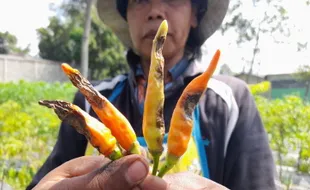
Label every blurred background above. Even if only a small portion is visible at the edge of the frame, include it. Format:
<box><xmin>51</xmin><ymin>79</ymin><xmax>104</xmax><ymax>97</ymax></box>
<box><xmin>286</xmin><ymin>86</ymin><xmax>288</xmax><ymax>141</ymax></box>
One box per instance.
<box><xmin>0</xmin><ymin>0</ymin><xmax>309</xmax><ymax>189</ymax></box>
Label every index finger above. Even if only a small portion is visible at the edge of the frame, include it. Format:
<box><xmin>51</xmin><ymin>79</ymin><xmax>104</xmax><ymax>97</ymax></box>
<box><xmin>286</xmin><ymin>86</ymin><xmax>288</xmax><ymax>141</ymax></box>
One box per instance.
<box><xmin>59</xmin><ymin>155</ymin><xmax>111</xmax><ymax>178</ymax></box>
<box><xmin>40</xmin><ymin>156</ymin><xmax>110</xmax><ymax>183</ymax></box>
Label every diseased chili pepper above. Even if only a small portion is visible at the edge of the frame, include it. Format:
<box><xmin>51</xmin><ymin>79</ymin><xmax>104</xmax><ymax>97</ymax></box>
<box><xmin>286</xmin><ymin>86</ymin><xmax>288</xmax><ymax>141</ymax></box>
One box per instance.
<box><xmin>142</xmin><ymin>20</ymin><xmax>168</xmax><ymax>175</ymax></box>
<box><xmin>61</xmin><ymin>63</ymin><xmax>141</xmax><ymax>155</ymax></box>
<box><xmin>38</xmin><ymin>100</ymin><xmax>123</xmax><ymax>160</ymax></box>
<box><xmin>157</xmin><ymin>49</ymin><xmax>221</xmax><ymax>177</ymax></box>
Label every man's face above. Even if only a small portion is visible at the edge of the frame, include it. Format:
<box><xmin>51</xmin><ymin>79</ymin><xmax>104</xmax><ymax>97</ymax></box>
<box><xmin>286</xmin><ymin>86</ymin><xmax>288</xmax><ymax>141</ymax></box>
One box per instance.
<box><xmin>126</xmin><ymin>0</ymin><xmax>197</xmax><ymax>60</ymax></box>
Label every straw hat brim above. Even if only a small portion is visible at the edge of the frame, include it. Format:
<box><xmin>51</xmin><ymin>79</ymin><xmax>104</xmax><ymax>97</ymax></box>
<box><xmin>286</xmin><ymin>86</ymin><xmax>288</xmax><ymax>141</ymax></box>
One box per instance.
<box><xmin>96</xmin><ymin>0</ymin><xmax>230</xmax><ymax>49</ymax></box>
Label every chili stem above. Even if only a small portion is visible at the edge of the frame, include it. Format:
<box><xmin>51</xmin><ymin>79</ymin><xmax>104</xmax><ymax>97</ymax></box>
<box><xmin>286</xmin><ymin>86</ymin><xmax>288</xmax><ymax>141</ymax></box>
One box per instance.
<box><xmin>152</xmin><ymin>154</ymin><xmax>160</xmax><ymax>176</ymax></box>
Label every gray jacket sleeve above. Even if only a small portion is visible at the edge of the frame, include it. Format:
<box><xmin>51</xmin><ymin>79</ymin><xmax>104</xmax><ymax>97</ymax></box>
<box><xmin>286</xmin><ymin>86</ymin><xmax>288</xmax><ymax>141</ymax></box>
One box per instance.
<box><xmin>222</xmin><ymin>77</ymin><xmax>277</xmax><ymax>190</ymax></box>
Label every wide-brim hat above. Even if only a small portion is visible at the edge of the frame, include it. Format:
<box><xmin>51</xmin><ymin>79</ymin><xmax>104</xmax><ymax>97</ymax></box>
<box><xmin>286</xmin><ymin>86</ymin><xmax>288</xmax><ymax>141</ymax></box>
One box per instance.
<box><xmin>96</xmin><ymin>0</ymin><xmax>230</xmax><ymax>49</ymax></box>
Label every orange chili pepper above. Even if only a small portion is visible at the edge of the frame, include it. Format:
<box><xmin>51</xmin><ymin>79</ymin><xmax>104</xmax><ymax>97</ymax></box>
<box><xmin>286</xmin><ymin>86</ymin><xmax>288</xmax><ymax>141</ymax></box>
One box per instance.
<box><xmin>143</xmin><ymin>20</ymin><xmax>168</xmax><ymax>175</ymax></box>
<box><xmin>38</xmin><ymin>100</ymin><xmax>123</xmax><ymax>160</ymax></box>
<box><xmin>157</xmin><ymin>49</ymin><xmax>221</xmax><ymax>177</ymax></box>
<box><xmin>60</xmin><ymin>64</ymin><xmax>141</xmax><ymax>155</ymax></box>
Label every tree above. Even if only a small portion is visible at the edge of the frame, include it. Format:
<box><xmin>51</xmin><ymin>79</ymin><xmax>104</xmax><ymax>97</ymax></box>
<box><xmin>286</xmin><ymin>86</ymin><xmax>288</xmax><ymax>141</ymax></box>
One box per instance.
<box><xmin>37</xmin><ymin>0</ymin><xmax>128</xmax><ymax>80</ymax></box>
<box><xmin>294</xmin><ymin>20</ymin><xmax>310</xmax><ymax>102</ymax></box>
<box><xmin>80</xmin><ymin>0</ymin><xmax>95</xmax><ymax>78</ymax></box>
<box><xmin>297</xmin><ymin>42</ymin><xmax>308</xmax><ymax>52</ymax></box>
<box><xmin>219</xmin><ymin>64</ymin><xmax>234</xmax><ymax>76</ymax></box>
<box><xmin>294</xmin><ymin>65</ymin><xmax>310</xmax><ymax>101</ymax></box>
<box><xmin>0</xmin><ymin>32</ymin><xmax>30</xmax><ymax>55</ymax></box>
<box><xmin>221</xmin><ymin>0</ymin><xmax>290</xmax><ymax>83</ymax></box>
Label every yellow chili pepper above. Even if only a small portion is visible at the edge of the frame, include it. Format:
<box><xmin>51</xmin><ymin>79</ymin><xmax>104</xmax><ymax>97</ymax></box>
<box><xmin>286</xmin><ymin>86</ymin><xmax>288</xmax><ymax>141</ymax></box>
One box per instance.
<box><xmin>60</xmin><ymin>64</ymin><xmax>141</xmax><ymax>155</ymax></box>
<box><xmin>157</xmin><ymin>49</ymin><xmax>221</xmax><ymax>177</ymax></box>
<box><xmin>142</xmin><ymin>20</ymin><xmax>168</xmax><ymax>175</ymax></box>
<box><xmin>38</xmin><ymin>100</ymin><xmax>122</xmax><ymax>160</ymax></box>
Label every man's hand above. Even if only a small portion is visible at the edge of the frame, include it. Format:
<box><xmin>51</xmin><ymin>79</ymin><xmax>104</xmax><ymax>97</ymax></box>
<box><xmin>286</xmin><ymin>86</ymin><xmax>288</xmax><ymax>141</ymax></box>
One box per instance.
<box><xmin>33</xmin><ymin>154</ymin><xmax>228</xmax><ymax>190</ymax></box>
<box><xmin>164</xmin><ymin>172</ymin><xmax>228</xmax><ymax>190</ymax></box>
<box><xmin>33</xmin><ymin>154</ymin><xmax>166</xmax><ymax>190</ymax></box>
<box><xmin>140</xmin><ymin>172</ymin><xmax>229</xmax><ymax>190</ymax></box>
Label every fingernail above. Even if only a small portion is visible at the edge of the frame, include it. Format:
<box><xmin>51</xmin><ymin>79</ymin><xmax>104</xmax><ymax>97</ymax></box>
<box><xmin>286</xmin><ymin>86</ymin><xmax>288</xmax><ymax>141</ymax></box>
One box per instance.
<box><xmin>126</xmin><ymin>160</ymin><xmax>148</xmax><ymax>185</ymax></box>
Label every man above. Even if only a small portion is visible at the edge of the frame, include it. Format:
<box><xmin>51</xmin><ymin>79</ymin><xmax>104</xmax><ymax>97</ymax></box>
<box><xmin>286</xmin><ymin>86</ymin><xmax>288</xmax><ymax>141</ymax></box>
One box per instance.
<box><xmin>27</xmin><ymin>0</ymin><xmax>277</xmax><ymax>189</ymax></box>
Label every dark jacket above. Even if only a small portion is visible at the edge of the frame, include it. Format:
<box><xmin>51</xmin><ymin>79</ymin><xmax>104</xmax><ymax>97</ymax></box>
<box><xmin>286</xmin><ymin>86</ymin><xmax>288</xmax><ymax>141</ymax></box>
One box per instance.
<box><xmin>26</xmin><ymin>59</ymin><xmax>276</xmax><ymax>190</ymax></box>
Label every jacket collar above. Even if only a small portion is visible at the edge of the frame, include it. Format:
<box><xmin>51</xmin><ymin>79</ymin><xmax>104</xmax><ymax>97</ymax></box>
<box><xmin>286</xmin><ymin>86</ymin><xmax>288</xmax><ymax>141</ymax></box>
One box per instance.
<box><xmin>183</xmin><ymin>58</ymin><xmax>207</xmax><ymax>78</ymax></box>
<box><xmin>127</xmin><ymin>55</ymin><xmax>205</xmax><ymax>81</ymax></box>
<box><xmin>132</xmin><ymin>57</ymin><xmax>191</xmax><ymax>81</ymax></box>
<box><xmin>126</xmin><ymin>54</ymin><xmax>206</xmax><ymax>97</ymax></box>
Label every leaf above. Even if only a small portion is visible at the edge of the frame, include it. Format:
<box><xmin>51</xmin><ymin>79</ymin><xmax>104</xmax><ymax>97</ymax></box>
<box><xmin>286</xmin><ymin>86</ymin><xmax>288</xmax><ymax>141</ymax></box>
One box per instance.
<box><xmin>0</xmin><ymin>80</ymin><xmax>76</xmax><ymax>190</ymax></box>
<box><xmin>36</xmin><ymin>0</ymin><xmax>128</xmax><ymax>80</ymax></box>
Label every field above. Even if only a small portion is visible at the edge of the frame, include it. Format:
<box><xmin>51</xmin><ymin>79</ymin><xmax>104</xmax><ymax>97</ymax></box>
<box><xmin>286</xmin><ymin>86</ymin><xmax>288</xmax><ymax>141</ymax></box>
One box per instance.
<box><xmin>1</xmin><ymin>80</ymin><xmax>309</xmax><ymax>190</ymax></box>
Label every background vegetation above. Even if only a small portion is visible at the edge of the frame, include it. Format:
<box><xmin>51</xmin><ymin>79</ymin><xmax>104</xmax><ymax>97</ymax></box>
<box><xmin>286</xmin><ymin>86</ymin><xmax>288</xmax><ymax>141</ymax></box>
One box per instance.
<box><xmin>0</xmin><ymin>80</ymin><xmax>309</xmax><ymax>190</ymax></box>
<box><xmin>0</xmin><ymin>81</ymin><xmax>76</xmax><ymax>190</ymax></box>
<box><xmin>1</xmin><ymin>0</ymin><xmax>309</xmax><ymax>189</ymax></box>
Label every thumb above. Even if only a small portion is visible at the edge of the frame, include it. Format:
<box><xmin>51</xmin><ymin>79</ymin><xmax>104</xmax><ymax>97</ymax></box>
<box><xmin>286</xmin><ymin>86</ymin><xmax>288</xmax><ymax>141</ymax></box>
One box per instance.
<box><xmin>51</xmin><ymin>154</ymin><xmax>150</xmax><ymax>190</ymax></box>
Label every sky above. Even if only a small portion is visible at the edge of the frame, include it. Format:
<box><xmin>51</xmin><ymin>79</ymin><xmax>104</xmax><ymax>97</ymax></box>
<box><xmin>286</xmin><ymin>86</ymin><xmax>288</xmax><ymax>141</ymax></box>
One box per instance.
<box><xmin>0</xmin><ymin>0</ymin><xmax>63</xmax><ymax>55</ymax></box>
<box><xmin>0</xmin><ymin>0</ymin><xmax>309</xmax><ymax>76</ymax></box>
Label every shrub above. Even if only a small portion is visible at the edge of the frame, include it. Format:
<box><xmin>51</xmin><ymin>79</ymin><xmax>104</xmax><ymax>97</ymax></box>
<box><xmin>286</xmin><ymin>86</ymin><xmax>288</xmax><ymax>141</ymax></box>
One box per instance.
<box><xmin>0</xmin><ymin>81</ymin><xmax>76</xmax><ymax>190</ymax></box>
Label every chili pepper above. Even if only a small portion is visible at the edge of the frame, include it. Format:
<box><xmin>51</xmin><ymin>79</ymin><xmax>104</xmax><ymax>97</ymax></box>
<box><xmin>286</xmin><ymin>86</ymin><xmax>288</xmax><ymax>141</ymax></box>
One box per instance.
<box><xmin>142</xmin><ymin>20</ymin><xmax>168</xmax><ymax>175</ymax></box>
<box><xmin>157</xmin><ymin>49</ymin><xmax>221</xmax><ymax>177</ymax></box>
<box><xmin>38</xmin><ymin>100</ymin><xmax>123</xmax><ymax>160</ymax></box>
<box><xmin>61</xmin><ymin>63</ymin><xmax>141</xmax><ymax>155</ymax></box>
